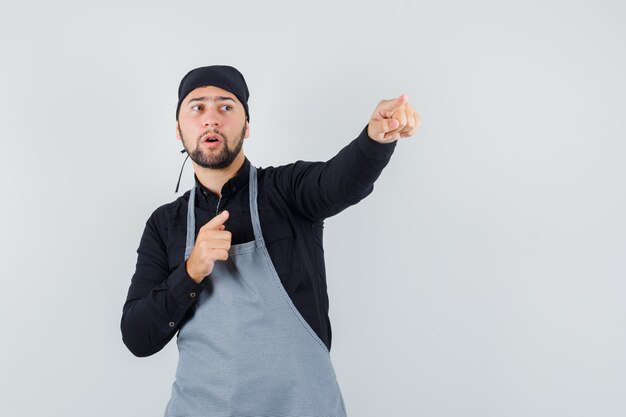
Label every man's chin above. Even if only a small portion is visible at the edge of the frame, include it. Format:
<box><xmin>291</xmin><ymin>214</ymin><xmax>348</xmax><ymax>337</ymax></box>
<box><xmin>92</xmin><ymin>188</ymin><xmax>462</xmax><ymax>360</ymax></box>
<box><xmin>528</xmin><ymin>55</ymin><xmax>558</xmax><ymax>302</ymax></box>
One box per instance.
<box><xmin>192</xmin><ymin>153</ymin><xmax>235</xmax><ymax>170</ymax></box>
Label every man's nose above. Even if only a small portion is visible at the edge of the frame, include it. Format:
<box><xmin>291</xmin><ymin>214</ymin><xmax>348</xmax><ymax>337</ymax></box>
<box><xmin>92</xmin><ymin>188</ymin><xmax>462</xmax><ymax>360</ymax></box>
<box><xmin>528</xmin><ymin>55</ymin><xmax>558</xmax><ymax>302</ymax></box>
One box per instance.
<box><xmin>202</xmin><ymin>108</ymin><xmax>220</xmax><ymax>127</ymax></box>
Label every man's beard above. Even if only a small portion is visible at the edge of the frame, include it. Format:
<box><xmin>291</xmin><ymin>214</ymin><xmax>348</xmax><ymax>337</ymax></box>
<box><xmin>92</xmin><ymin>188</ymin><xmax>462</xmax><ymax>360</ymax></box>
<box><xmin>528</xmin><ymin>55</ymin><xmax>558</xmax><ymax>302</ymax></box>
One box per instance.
<box><xmin>180</xmin><ymin>124</ymin><xmax>246</xmax><ymax>169</ymax></box>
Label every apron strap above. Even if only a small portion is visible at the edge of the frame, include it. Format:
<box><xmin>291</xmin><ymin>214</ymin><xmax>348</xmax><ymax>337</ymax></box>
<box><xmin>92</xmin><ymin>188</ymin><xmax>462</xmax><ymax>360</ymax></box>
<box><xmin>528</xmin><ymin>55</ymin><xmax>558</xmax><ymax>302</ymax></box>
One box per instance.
<box><xmin>184</xmin><ymin>184</ymin><xmax>196</xmax><ymax>260</ymax></box>
<box><xmin>248</xmin><ymin>165</ymin><xmax>263</xmax><ymax>243</ymax></box>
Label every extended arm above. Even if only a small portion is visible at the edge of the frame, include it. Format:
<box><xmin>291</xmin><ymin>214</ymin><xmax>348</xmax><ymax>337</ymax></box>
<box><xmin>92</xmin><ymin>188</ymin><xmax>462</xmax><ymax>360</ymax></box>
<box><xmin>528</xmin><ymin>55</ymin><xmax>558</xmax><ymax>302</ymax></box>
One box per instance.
<box><xmin>274</xmin><ymin>95</ymin><xmax>420</xmax><ymax>221</ymax></box>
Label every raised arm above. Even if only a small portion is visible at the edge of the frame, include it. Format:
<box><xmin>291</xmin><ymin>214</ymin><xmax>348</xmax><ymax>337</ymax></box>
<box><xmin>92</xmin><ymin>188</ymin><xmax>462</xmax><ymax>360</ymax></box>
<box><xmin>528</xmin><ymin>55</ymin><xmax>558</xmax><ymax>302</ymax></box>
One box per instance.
<box><xmin>272</xmin><ymin>95</ymin><xmax>420</xmax><ymax>221</ymax></box>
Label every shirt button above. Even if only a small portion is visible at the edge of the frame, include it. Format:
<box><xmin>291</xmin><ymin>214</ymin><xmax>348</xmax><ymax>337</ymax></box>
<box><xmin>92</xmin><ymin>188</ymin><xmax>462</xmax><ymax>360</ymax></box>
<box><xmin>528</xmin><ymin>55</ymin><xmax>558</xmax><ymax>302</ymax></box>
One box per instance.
<box><xmin>168</xmin><ymin>321</ymin><xmax>175</xmax><ymax>327</ymax></box>
<box><xmin>190</xmin><ymin>292</ymin><xmax>196</xmax><ymax>298</ymax></box>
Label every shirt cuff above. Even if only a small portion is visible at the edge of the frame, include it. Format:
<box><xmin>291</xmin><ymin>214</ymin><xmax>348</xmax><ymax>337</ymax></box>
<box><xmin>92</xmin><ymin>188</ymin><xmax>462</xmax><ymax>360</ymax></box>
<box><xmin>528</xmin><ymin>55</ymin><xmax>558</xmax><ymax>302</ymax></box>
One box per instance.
<box><xmin>356</xmin><ymin>124</ymin><xmax>397</xmax><ymax>160</ymax></box>
<box><xmin>167</xmin><ymin>261</ymin><xmax>206</xmax><ymax>308</ymax></box>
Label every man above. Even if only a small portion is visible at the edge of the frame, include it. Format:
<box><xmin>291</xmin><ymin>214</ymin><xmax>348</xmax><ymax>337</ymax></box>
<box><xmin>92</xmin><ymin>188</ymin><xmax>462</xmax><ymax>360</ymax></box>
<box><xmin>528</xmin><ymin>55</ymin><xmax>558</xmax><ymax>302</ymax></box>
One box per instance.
<box><xmin>121</xmin><ymin>65</ymin><xmax>419</xmax><ymax>416</ymax></box>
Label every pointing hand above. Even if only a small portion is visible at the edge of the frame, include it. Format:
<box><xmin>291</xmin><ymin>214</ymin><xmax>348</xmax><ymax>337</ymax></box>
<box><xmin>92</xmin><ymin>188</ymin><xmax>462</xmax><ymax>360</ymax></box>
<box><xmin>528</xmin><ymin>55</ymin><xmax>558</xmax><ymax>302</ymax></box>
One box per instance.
<box><xmin>185</xmin><ymin>210</ymin><xmax>232</xmax><ymax>283</ymax></box>
<box><xmin>367</xmin><ymin>95</ymin><xmax>421</xmax><ymax>143</ymax></box>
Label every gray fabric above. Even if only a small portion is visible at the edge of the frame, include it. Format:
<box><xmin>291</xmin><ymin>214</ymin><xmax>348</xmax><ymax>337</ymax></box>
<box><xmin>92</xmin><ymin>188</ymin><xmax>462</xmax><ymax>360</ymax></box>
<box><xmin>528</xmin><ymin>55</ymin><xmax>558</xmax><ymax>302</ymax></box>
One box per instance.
<box><xmin>184</xmin><ymin>187</ymin><xmax>195</xmax><ymax>260</ymax></box>
<box><xmin>164</xmin><ymin>165</ymin><xmax>347</xmax><ymax>417</ymax></box>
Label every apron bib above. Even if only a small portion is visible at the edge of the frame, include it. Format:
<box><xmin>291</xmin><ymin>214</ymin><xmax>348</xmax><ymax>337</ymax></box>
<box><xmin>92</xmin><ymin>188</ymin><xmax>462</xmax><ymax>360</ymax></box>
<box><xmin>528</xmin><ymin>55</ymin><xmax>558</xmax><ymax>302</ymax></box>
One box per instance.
<box><xmin>164</xmin><ymin>165</ymin><xmax>347</xmax><ymax>417</ymax></box>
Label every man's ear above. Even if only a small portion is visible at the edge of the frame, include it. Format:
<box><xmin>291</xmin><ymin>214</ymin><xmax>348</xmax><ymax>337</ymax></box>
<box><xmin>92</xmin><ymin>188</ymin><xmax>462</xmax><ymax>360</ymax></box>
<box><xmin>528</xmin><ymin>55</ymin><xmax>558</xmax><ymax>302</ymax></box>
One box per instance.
<box><xmin>175</xmin><ymin>121</ymin><xmax>181</xmax><ymax>141</ymax></box>
<box><xmin>244</xmin><ymin>121</ymin><xmax>250</xmax><ymax>139</ymax></box>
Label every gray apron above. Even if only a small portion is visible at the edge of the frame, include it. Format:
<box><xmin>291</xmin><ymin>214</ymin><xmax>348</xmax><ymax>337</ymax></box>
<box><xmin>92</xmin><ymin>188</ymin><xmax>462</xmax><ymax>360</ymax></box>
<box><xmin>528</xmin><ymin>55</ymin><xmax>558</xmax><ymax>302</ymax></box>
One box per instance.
<box><xmin>164</xmin><ymin>165</ymin><xmax>348</xmax><ymax>417</ymax></box>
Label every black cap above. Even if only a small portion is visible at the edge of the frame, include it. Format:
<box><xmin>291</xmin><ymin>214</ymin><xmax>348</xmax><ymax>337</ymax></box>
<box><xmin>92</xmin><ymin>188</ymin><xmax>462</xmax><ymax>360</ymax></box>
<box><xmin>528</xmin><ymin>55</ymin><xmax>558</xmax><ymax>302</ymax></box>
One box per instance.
<box><xmin>176</xmin><ymin>65</ymin><xmax>249</xmax><ymax>121</ymax></box>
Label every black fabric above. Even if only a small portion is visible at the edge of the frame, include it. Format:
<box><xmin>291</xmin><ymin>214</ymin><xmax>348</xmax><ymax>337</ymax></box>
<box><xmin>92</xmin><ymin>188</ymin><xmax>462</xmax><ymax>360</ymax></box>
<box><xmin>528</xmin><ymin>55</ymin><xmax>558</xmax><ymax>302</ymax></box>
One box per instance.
<box><xmin>121</xmin><ymin>125</ymin><xmax>397</xmax><ymax>357</ymax></box>
<box><xmin>176</xmin><ymin>65</ymin><xmax>250</xmax><ymax>121</ymax></box>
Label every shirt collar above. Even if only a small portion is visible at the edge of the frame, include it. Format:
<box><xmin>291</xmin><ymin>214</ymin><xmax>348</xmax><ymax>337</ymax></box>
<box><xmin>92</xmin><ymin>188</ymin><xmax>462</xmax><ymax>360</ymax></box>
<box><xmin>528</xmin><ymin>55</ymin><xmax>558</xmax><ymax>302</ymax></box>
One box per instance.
<box><xmin>193</xmin><ymin>157</ymin><xmax>251</xmax><ymax>200</ymax></box>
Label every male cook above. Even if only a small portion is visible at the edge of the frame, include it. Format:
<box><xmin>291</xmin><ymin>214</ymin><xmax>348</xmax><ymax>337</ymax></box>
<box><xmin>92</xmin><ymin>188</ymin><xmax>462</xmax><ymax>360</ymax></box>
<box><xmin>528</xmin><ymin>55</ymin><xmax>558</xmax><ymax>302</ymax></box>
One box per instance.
<box><xmin>121</xmin><ymin>65</ymin><xmax>419</xmax><ymax>416</ymax></box>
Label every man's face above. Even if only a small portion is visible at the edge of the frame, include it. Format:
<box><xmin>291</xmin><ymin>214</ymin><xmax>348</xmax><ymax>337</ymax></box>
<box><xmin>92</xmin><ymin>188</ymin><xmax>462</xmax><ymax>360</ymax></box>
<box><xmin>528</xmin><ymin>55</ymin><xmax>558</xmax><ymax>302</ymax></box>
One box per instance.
<box><xmin>176</xmin><ymin>85</ymin><xmax>249</xmax><ymax>169</ymax></box>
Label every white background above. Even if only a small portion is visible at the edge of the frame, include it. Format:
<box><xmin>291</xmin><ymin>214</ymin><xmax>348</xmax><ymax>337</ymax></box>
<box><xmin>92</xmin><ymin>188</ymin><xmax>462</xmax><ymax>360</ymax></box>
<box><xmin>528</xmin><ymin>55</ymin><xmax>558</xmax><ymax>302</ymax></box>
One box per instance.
<box><xmin>1</xmin><ymin>1</ymin><xmax>625</xmax><ymax>416</ymax></box>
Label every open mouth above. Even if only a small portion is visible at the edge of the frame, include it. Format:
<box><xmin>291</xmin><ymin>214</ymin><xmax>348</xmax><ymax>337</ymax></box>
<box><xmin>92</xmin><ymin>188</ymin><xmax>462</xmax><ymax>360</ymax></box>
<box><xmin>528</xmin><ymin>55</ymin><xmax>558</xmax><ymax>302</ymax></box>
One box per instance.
<box><xmin>201</xmin><ymin>134</ymin><xmax>223</xmax><ymax>147</ymax></box>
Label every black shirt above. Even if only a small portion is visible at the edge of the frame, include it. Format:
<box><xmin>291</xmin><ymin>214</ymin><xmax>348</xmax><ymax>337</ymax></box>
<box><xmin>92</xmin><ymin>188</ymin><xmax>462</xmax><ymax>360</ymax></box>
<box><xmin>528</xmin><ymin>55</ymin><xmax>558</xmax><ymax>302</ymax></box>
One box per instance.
<box><xmin>121</xmin><ymin>125</ymin><xmax>396</xmax><ymax>357</ymax></box>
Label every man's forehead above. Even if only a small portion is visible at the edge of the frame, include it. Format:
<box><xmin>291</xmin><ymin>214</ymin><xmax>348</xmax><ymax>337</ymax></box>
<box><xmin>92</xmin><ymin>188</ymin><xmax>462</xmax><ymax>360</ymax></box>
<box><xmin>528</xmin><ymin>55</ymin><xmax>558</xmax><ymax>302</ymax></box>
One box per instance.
<box><xmin>184</xmin><ymin>86</ymin><xmax>239</xmax><ymax>103</ymax></box>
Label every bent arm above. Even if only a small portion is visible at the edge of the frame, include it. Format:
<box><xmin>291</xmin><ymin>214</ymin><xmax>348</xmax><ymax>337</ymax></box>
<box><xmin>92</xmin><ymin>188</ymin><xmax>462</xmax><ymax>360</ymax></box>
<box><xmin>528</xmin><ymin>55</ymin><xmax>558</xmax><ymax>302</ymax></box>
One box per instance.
<box><xmin>275</xmin><ymin>124</ymin><xmax>397</xmax><ymax>221</ymax></box>
<box><xmin>121</xmin><ymin>211</ymin><xmax>204</xmax><ymax>357</ymax></box>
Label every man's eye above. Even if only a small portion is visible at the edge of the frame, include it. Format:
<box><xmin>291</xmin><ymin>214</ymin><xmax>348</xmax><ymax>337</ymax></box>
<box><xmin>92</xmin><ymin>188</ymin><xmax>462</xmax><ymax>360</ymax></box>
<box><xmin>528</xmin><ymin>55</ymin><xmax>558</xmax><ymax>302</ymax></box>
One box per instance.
<box><xmin>220</xmin><ymin>105</ymin><xmax>233</xmax><ymax>111</ymax></box>
<box><xmin>191</xmin><ymin>104</ymin><xmax>203</xmax><ymax>111</ymax></box>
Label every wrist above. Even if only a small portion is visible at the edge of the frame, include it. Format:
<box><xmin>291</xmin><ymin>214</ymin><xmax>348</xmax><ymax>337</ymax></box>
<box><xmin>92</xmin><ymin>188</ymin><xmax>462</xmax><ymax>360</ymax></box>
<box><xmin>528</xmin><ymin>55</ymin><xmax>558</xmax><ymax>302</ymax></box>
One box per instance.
<box><xmin>358</xmin><ymin>124</ymin><xmax>398</xmax><ymax>160</ymax></box>
<box><xmin>185</xmin><ymin>259</ymin><xmax>204</xmax><ymax>283</ymax></box>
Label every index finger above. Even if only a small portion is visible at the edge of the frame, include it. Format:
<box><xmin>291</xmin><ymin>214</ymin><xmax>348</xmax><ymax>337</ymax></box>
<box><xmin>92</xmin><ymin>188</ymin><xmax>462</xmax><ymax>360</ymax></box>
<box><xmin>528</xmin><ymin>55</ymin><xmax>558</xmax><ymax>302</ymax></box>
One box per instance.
<box><xmin>379</xmin><ymin>95</ymin><xmax>408</xmax><ymax>113</ymax></box>
<box><xmin>203</xmin><ymin>210</ymin><xmax>230</xmax><ymax>230</ymax></box>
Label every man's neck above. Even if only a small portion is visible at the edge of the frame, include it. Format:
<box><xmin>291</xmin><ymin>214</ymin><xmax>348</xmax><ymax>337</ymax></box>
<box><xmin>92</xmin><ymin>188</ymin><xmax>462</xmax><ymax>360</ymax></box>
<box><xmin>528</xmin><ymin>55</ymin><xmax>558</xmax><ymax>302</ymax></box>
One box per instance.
<box><xmin>192</xmin><ymin>152</ymin><xmax>246</xmax><ymax>197</ymax></box>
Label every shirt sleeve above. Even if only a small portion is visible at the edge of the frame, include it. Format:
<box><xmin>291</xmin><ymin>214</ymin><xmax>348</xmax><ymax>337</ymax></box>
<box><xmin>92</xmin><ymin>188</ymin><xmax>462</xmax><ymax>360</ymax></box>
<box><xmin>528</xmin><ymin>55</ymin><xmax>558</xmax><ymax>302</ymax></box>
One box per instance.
<box><xmin>272</xmin><ymin>124</ymin><xmax>397</xmax><ymax>221</ymax></box>
<box><xmin>120</xmin><ymin>208</ymin><xmax>205</xmax><ymax>357</ymax></box>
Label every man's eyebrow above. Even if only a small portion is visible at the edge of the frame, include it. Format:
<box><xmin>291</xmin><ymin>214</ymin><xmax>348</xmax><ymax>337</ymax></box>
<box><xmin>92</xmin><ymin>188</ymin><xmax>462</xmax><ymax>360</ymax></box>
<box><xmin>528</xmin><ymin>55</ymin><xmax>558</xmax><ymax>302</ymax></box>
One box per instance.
<box><xmin>187</xmin><ymin>96</ymin><xmax>236</xmax><ymax>104</ymax></box>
